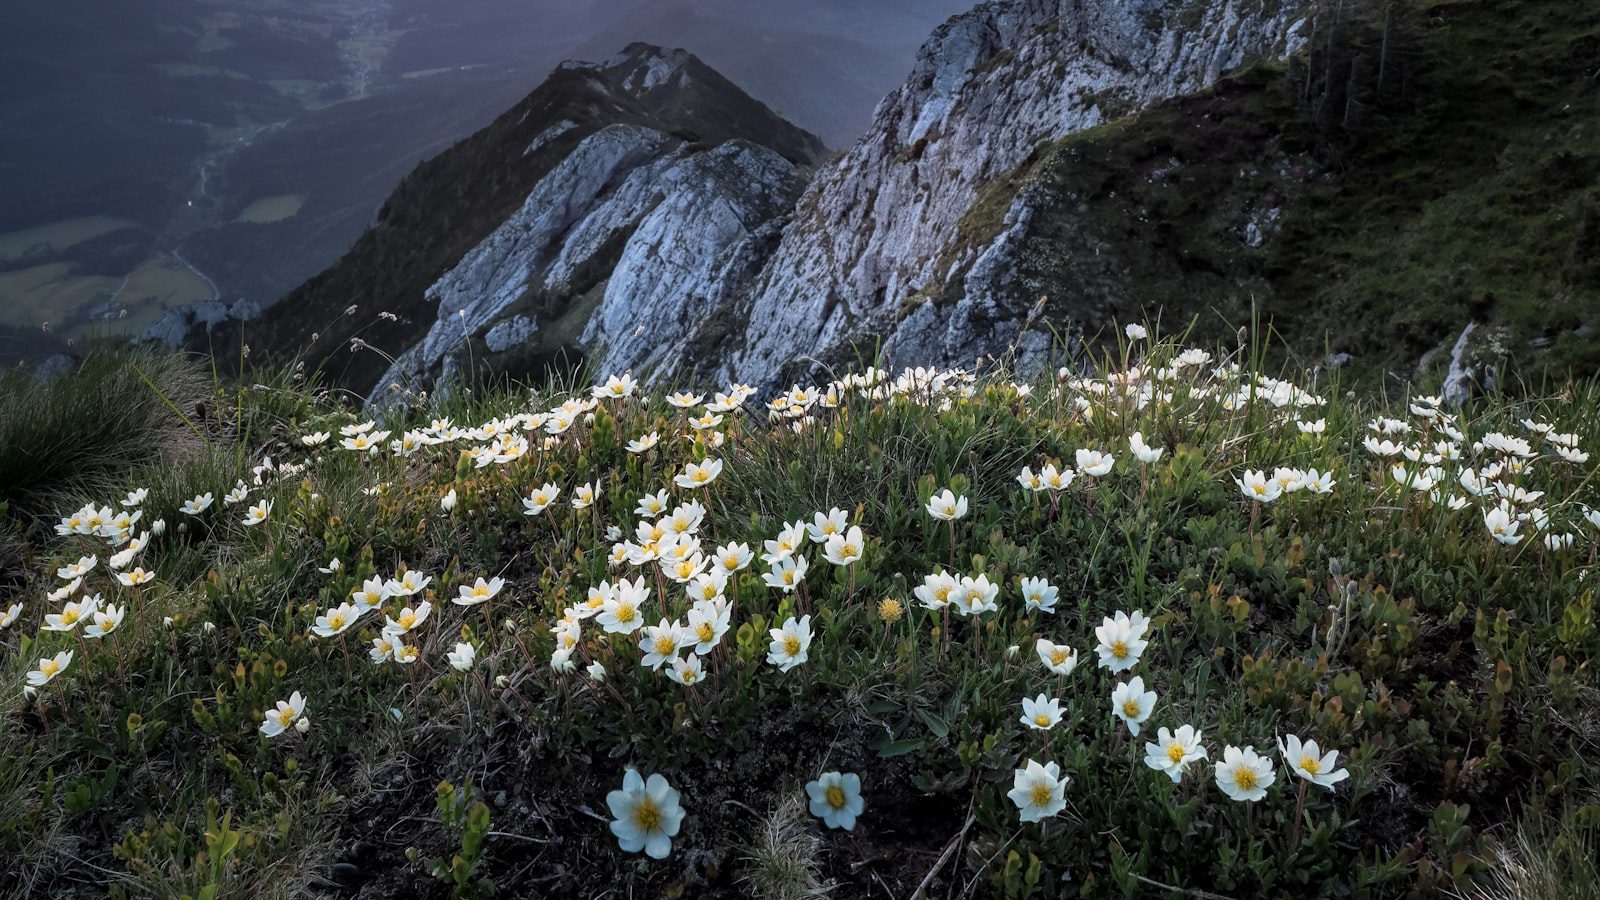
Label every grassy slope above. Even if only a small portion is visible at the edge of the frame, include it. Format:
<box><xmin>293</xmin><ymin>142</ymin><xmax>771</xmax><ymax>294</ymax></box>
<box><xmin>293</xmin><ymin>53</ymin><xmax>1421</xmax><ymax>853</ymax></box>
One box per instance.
<box><xmin>0</xmin><ymin>340</ymin><xmax>1598</xmax><ymax>897</ymax></box>
<box><xmin>942</xmin><ymin>0</ymin><xmax>1600</xmax><ymax>387</ymax></box>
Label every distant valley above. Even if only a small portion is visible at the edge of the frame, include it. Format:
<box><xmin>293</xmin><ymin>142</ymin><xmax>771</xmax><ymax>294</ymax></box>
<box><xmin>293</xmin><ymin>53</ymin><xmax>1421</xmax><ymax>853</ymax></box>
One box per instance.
<box><xmin>0</xmin><ymin>0</ymin><xmax>968</xmax><ymax>363</ymax></box>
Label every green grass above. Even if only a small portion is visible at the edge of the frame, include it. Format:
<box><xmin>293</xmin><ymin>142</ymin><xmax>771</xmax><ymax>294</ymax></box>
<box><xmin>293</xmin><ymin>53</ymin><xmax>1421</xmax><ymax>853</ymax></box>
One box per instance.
<box><xmin>1</xmin><ymin>333</ymin><xmax>1599</xmax><ymax>897</ymax></box>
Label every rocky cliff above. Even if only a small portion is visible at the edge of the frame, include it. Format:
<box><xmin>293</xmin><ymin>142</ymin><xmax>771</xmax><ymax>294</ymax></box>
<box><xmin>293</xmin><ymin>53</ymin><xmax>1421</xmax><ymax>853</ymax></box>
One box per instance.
<box><xmin>709</xmin><ymin>0</ymin><xmax>1307</xmax><ymax>385</ymax></box>
<box><xmin>207</xmin><ymin>43</ymin><xmax>825</xmax><ymax>394</ymax></box>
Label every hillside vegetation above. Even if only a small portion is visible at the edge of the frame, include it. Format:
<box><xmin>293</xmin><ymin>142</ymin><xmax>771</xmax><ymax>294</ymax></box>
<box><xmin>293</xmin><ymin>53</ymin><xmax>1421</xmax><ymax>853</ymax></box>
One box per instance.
<box><xmin>1</xmin><ymin>329</ymin><xmax>1599</xmax><ymax>898</ymax></box>
<box><xmin>941</xmin><ymin>0</ymin><xmax>1600</xmax><ymax>388</ymax></box>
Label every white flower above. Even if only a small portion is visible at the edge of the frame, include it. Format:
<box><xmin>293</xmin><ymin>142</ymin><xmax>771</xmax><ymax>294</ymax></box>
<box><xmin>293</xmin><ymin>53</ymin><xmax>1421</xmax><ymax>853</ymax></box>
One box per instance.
<box><xmin>925</xmin><ymin>489</ymin><xmax>968</xmax><ymax>521</ymax></box>
<box><xmin>115</xmin><ymin>567</ymin><xmax>155</xmax><ymax>587</ymax></box>
<box><xmin>1018</xmin><ymin>576</ymin><xmax>1057</xmax><ymax>614</ymax></box>
<box><xmin>1020</xmin><ymin>693</ymin><xmax>1064</xmax><ymax>731</ymax></box>
<box><xmin>440</xmin><ymin>489</ymin><xmax>457</xmax><ymax>512</ymax></box>
<box><xmin>0</xmin><ymin>602</ymin><xmax>21</xmax><ymax>629</ymax></box>
<box><xmin>762</xmin><ymin>556</ymin><xmax>809</xmax><ymax>593</ymax></box>
<box><xmin>1484</xmin><ymin>505</ymin><xmax>1522</xmax><ymax>545</ymax></box>
<box><xmin>260</xmin><ymin>691</ymin><xmax>307</xmax><ymax>738</ymax></box>
<box><xmin>666</xmin><ymin>654</ymin><xmax>705</xmax><ymax>686</ymax></box>
<box><xmin>1039</xmin><ymin>464</ymin><xmax>1075</xmax><ymax>491</ymax></box>
<box><xmin>43</xmin><ymin>596</ymin><xmax>98</xmax><ymax>632</ymax></box>
<box><xmin>1075</xmin><ymin>448</ymin><xmax>1115</xmax><ymax>477</ymax></box>
<box><xmin>1017</xmin><ymin>466</ymin><xmax>1044</xmax><ymax>491</ymax></box>
<box><xmin>593</xmin><ymin>373</ymin><xmax>638</xmax><ymax>400</ymax></box>
<box><xmin>1279</xmin><ymin>734</ymin><xmax>1350</xmax><ymax>791</ymax></box>
<box><xmin>57</xmin><ymin>555</ymin><xmax>96</xmax><ymax>580</ymax></box>
<box><xmin>806</xmin><ymin>771</ymin><xmax>864</xmax><ymax>831</ymax></box>
<box><xmin>1094</xmin><ymin>610</ymin><xmax>1149</xmax><ymax>673</ymax></box>
<box><xmin>606</xmin><ymin>769</ymin><xmax>685</xmax><ymax>859</ymax></box>
<box><xmin>627</xmin><ymin>432</ymin><xmax>660</xmax><ymax>454</ymax></box>
<box><xmin>1299</xmin><ymin>468</ymin><xmax>1336</xmax><ymax>494</ymax></box>
<box><xmin>389</xmin><ymin>570</ymin><xmax>431</xmax><ymax>596</ymax></box>
<box><xmin>454</xmin><ymin>577</ymin><xmax>505</xmax><ymax>606</ymax></box>
<box><xmin>447</xmin><ymin>642</ymin><xmax>477</xmax><ymax>672</ymax></box>
<box><xmin>686</xmin><ymin>601</ymin><xmax>730</xmax><ymax>655</ymax></box>
<box><xmin>27</xmin><ymin>650</ymin><xmax>73</xmax><ymax>687</ymax></box>
<box><xmin>311</xmin><ymin>602</ymin><xmax>361</xmax><ymax>638</ymax></box>
<box><xmin>1111</xmin><ymin>677</ymin><xmax>1157</xmax><ymax>736</ymax></box>
<box><xmin>821</xmin><ymin>526</ymin><xmax>865</xmax><ymax>567</ymax></box>
<box><xmin>806</xmin><ymin>508</ymin><xmax>850</xmax><ymax>543</ymax></box>
<box><xmin>383</xmin><ymin>601</ymin><xmax>432</xmax><ymax>634</ymax></box>
<box><xmin>351</xmin><ymin>577</ymin><xmax>390</xmax><ymax>612</ymax></box>
<box><xmin>180</xmin><ymin>493</ymin><xmax>215</xmax><ymax>515</ymax></box>
<box><xmin>571</xmin><ymin>482</ymin><xmax>599</xmax><ymax>509</ymax></box>
<box><xmin>599</xmin><ymin>578</ymin><xmax>649</xmax><ymax>634</ymax></box>
<box><xmin>674</xmin><ymin>459</ymin><xmax>723</xmax><ymax>489</ymax></box>
<box><xmin>587</xmin><ymin>661</ymin><xmax>607</xmax><ymax>681</ymax></box>
<box><xmin>952</xmin><ymin>573</ymin><xmax>1000</xmax><ymax>617</ymax></box>
<box><xmin>1236</xmin><ymin>469</ymin><xmax>1282</xmax><ymax>503</ymax></box>
<box><xmin>639</xmin><ymin>619</ymin><xmax>689</xmax><ymax>670</ymax></box>
<box><xmin>1125</xmin><ymin>323</ymin><xmax>1148</xmax><ymax>340</ymax></box>
<box><xmin>1035</xmin><ymin>638</ymin><xmax>1078</xmax><ymax>676</ymax></box>
<box><xmin>1007</xmin><ymin>759</ymin><xmax>1068</xmax><ymax>823</ymax></box>
<box><xmin>83</xmin><ymin>603</ymin><xmax>125</xmax><ymax>639</ymax></box>
<box><xmin>1216</xmin><ymin>745</ymin><xmax>1276</xmax><ymax>802</ymax></box>
<box><xmin>1129</xmin><ymin>432</ymin><xmax>1164</xmax><ymax>464</ymax></box>
<box><xmin>1144</xmin><ymin>725</ymin><xmax>1208</xmax><ymax>783</ymax></box>
<box><xmin>766</xmin><ymin>615</ymin><xmax>813</xmax><ymax>671</ymax></box>
<box><xmin>522</xmin><ymin>483</ymin><xmax>561</xmax><ymax>516</ymax></box>
<box><xmin>242</xmin><ymin>499</ymin><xmax>272</xmax><ymax>526</ymax></box>
<box><xmin>912</xmin><ymin>569</ymin><xmax>957</xmax><ymax>610</ymax></box>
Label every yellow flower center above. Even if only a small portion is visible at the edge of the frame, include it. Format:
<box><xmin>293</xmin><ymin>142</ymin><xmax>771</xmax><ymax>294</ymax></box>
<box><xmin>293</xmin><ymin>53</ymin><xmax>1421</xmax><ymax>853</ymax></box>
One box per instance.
<box><xmin>825</xmin><ymin>785</ymin><xmax>847</xmax><ymax>810</ymax></box>
<box><xmin>692</xmin><ymin>471</ymin><xmax>709</xmax><ymax>483</ymax></box>
<box><xmin>1122</xmin><ymin>700</ymin><xmax>1141</xmax><ymax>718</ymax></box>
<box><xmin>1034</xmin><ymin>714</ymin><xmax>1052</xmax><ymax>727</ymax></box>
<box><xmin>633</xmin><ymin>798</ymin><xmax>661</xmax><ymax>831</ymax></box>
<box><xmin>61</xmin><ymin>610</ymin><xmax>79</xmax><ymax>625</ymax></box>
<box><xmin>841</xmin><ymin>543</ymin><xmax>858</xmax><ymax>557</ymax></box>
<box><xmin>328</xmin><ymin>612</ymin><xmax>346</xmax><ymax>629</ymax></box>
<box><xmin>1166</xmin><ymin>743</ymin><xmax>1186</xmax><ymax>763</ymax></box>
<box><xmin>654</xmin><ymin>636</ymin><xmax>676</xmax><ymax>655</ymax></box>
<box><xmin>276</xmin><ymin>708</ymin><xmax>295</xmax><ymax>727</ymax></box>
<box><xmin>399</xmin><ymin>612</ymin><xmax>416</xmax><ymax>629</ymax></box>
<box><xmin>783</xmin><ymin>635</ymin><xmax>801</xmax><ymax>656</ymax></box>
<box><xmin>696</xmin><ymin>623</ymin><xmax>714</xmax><ymax>642</ymax></box>
<box><xmin>40</xmin><ymin>660</ymin><xmax>59</xmax><ymax>676</ymax></box>
<box><xmin>1110</xmin><ymin>640</ymin><xmax>1128</xmax><ymax>659</ymax></box>
<box><xmin>1234</xmin><ymin>768</ymin><xmax>1258</xmax><ymax>790</ymax></box>
<box><xmin>1029</xmin><ymin>783</ymin><xmax>1053</xmax><ymax>807</ymax></box>
<box><xmin>1049</xmin><ymin>649</ymin><xmax>1070</xmax><ymax>666</ymax></box>
<box><xmin>615</xmin><ymin>605</ymin><xmax>636</xmax><ymax>624</ymax></box>
<box><xmin>1299</xmin><ymin>755</ymin><xmax>1321</xmax><ymax>775</ymax></box>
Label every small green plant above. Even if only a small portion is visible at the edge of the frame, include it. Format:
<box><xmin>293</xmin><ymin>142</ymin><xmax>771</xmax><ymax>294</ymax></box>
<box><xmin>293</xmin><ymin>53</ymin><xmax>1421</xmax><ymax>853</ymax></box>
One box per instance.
<box><xmin>424</xmin><ymin>780</ymin><xmax>494</xmax><ymax>899</ymax></box>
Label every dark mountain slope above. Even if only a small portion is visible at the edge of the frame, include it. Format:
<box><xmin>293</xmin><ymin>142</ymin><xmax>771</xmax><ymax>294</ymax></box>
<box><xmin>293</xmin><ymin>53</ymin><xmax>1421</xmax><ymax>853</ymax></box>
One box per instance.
<box><xmin>214</xmin><ymin>44</ymin><xmax>825</xmax><ymax>390</ymax></box>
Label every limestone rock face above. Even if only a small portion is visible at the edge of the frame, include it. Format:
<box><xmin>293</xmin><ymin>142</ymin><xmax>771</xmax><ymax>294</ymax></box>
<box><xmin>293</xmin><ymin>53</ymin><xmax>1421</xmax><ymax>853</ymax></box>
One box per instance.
<box><xmin>365</xmin><ymin>3</ymin><xmax>1307</xmax><ymax>401</ymax></box>
<box><xmin>369</xmin><ymin>125</ymin><xmax>807</xmax><ymax>401</ymax></box>
<box><xmin>715</xmin><ymin>0</ymin><xmax>1306</xmax><ymax>385</ymax></box>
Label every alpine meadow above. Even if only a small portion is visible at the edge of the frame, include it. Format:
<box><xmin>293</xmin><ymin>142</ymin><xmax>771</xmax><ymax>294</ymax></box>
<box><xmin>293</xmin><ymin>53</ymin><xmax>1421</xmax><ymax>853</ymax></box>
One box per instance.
<box><xmin>3</xmin><ymin>0</ymin><xmax>1600</xmax><ymax>898</ymax></box>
